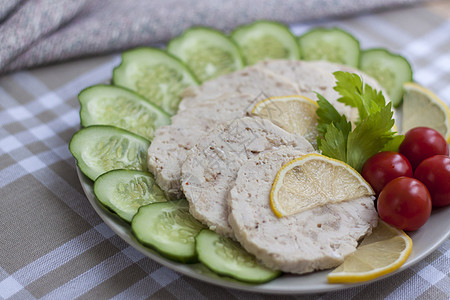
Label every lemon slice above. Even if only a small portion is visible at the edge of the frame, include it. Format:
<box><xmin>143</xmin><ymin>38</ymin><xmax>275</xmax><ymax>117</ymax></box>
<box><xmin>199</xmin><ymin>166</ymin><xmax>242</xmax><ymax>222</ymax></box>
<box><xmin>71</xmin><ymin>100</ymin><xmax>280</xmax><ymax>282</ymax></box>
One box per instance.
<box><xmin>251</xmin><ymin>95</ymin><xmax>319</xmax><ymax>146</ymax></box>
<box><xmin>402</xmin><ymin>82</ymin><xmax>450</xmax><ymax>143</ymax></box>
<box><xmin>270</xmin><ymin>153</ymin><xmax>374</xmax><ymax>218</ymax></box>
<box><xmin>327</xmin><ymin>220</ymin><xmax>412</xmax><ymax>283</ymax></box>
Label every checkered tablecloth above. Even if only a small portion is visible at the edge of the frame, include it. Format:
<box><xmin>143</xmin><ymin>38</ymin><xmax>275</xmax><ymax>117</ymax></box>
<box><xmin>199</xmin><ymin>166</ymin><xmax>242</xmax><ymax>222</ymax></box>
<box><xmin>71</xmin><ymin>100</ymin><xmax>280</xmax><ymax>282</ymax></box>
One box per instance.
<box><xmin>1</xmin><ymin>1</ymin><xmax>449</xmax><ymax>299</ymax></box>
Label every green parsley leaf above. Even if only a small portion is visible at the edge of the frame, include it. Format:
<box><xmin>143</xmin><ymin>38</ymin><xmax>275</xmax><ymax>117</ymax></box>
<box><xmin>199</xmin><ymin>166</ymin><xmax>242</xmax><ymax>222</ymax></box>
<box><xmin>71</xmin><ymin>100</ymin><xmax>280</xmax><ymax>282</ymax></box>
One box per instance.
<box><xmin>316</xmin><ymin>94</ymin><xmax>351</xmax><ymax>154</ymax></box>
<box><xmin>316</xmin><ymin>93</ymin><xmax>351</xmax><ymax>137</ymax></box>
<box><xmin>317</xmin><ymin>72</ymin><xmax>403</xmax><ymax>172</ymax></box>
<box><xmin>362</xmin><ymin>83</ymin><xmax>386</xmax><ymax>109</ymax></box>
<box><xmin>333</xmin><ymin>71</ymin><xmax>364</xmax><ymax>109</ymax></box>
<box><xmin>381</xmin><ymin>134</ymin><xmax>405</xmax><ymax>152</ymax></box>
<box><xmin>333</xmin><ymin>71</ymin><xmax>386</xmax><ymax>122</ymax></box>
<box><xmin>346</xmin><ymin>103</ymin><xmax>396</xmax><ymax>171</ymax></box>
<box><xmin>319</xmin><ymin>123</ymin><xmax>348</xmax><ymax>162</ymax></box>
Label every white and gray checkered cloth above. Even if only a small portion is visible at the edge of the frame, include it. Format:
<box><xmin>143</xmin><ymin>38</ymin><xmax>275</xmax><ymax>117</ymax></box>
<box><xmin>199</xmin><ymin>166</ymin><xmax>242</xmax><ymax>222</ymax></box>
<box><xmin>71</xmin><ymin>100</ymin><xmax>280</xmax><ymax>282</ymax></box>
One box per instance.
<box><xmin>0</xmin><ymin>1</ymin><xmax>449</xmax><ymax>299</ymax></box>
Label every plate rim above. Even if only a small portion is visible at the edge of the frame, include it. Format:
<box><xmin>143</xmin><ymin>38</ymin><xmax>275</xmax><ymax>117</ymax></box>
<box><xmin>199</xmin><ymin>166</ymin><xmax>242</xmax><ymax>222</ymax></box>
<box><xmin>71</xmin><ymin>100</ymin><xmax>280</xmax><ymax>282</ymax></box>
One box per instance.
<box><xmin>77</xmin><ymin>168</ymin><xmax>450</xmax><ymax>294</ymax></box>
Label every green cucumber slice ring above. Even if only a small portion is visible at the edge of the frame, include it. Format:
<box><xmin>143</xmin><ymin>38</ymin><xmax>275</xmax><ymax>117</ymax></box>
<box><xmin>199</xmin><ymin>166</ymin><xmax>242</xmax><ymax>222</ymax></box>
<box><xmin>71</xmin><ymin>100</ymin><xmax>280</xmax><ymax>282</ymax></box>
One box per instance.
<box><xmin>298</xmin><ymin>27</ymin><xmax>360</xmax><ymax>67</ymax></box>
<box><xmin>131</xmin><ymin>200</ymin><xmax>205</xmax><ymax>263</ymax></box>
<box><xmin>69</xmin><ymin>125</ymin><xmax>150</xmax><ymax>181</ymax></box>
<box><xmin>94</xmin><ymin>169</ymin><xmax>167</xmax><ymax>222</ymax></box>
<box><xmin>113</xmin><ymin>47</ymin><xmax>199</xmax><ymax>115</ymax></box>
<box><xmin>167</xmin><ymin>27</ymin><xmax>244</xmax><ymax>82</ymax></box>
<box><xmin>79</xmin><ymin>84</ymin><xmax>171</xmax><ymax>141</ymax></box>
<box><xmin>196</xmin><ymin>229</ymin><xmax>281</xmax><ymax>283</ymax></box>
<box><xmin>360</xmin><ymin>48</ymin><xmax>413</xmax><ymax>107</ymax></box>
<box><xmin>231</xmin><ymin>21</ymin><xmax>300</xmax><ymax>65</ymax></box>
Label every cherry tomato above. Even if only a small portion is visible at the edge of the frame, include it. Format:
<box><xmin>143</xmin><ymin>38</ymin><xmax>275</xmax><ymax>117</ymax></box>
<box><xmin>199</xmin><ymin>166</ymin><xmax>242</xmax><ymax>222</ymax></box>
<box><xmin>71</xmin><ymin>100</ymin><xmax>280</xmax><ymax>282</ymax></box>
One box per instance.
<box><xmin>377</xmin><ymin>177</ymin><xmax>432</xmax><ymax>231</ymax></box>
<box><xmin>361</xmin><ymin>151</ymin><xmax>413</xmax><ymax>194</ymax></box>
<box><xmin>414</xmin><ymin>155</ymin><xmax>450</xmax><ymax>207</ymax></box>
<box><xmin>399</xmin><ymin>127</ymin><xmax>449</xmax><ymax>169</ymax></box>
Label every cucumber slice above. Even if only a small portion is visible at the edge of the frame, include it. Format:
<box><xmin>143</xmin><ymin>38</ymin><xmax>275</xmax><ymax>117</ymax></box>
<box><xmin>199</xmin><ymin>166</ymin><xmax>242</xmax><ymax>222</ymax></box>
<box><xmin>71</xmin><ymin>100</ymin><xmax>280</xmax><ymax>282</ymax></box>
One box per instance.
<box><xmin>113</xmin><ymin>47</ymin><xmax>198</xmax><ymax>115</ymax></box>
<box><xmin>359</xmin><ymin>48</ymin><xmax>413</xmax><ymax>107</ymax></box>
<box><xmin>69</xmin><ymin>125</ymin><xmax>149</xmax><ymax>181</ymax></box>
<box><xmin>94</xmin><ymin>170</ymin><xmax>167</xmax><ymax>222</ymax></box>
<box><xmin>230</xmin><ymin>21</ymin><xmax>300</xmax><ymax>65</ymax></box>
<box><xmin>167</xmin><ymin>27</ymin><xmax>244</xmax><ymax>82</ymax></box>
<box><xmin>196</xmin><ymin>229</ymin><xmax>281</xmax><ymax>283</ymax></box>
<box><xmin>131</xmin><ymin>200</ymin><xmax>205</xmax><ymax>263</ymax></box>
<box><xmin>298</xmin><ymin>27</ymin><xmax>360</xmax><ymax>67</ymax></box>
<box><xmin>79</xmin><ymin>85</ymin><xmax>171</xmax><ymax>141</ymax></box>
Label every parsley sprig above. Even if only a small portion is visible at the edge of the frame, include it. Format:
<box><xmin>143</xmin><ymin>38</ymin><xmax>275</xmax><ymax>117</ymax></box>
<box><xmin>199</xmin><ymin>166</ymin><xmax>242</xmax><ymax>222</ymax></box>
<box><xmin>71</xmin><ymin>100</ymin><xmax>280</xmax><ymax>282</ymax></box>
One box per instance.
<box><xmin>316</xmin><ymin>71</ymin><xmax>404</xmax><ymax>172</ymax></box>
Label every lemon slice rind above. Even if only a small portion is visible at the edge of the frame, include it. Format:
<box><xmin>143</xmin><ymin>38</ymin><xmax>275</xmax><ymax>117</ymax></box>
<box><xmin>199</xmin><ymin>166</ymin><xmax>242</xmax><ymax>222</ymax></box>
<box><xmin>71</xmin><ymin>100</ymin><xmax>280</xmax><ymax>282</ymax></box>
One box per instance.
<box><xmin>402</xmin><ymin>82</ymin><xmax>450</xmax><ymax>143</ymax></box>
<box><xmin>270</xmin><ymin>153</ymin><xmax>374</xmax><ymax>218</ymax></box>
<box><xmin>251</xmin><ymin>95</ymin><xmax>319</xmax><ymax>146</ymax></box>
<box><xmin>327</xmin><ymin>220</ymin><xmax>412</xmax><ymax>283</ymax></box>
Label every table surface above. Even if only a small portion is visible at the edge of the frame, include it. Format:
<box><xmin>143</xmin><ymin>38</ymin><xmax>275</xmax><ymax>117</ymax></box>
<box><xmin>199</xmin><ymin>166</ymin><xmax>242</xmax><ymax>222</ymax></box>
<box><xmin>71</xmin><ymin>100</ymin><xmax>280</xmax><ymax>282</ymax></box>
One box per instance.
<box><xmin>1</xmin><ymin>1</ymin><xmax>449</xmax><ymax>299</ymax></box>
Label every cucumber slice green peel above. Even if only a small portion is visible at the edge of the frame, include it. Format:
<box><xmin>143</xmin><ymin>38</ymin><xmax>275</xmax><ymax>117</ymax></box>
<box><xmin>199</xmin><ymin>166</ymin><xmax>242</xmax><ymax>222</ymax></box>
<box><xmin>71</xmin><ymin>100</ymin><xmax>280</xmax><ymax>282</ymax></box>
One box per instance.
<box><xmin>94</xmin><ymin>170</ymin><xmax>167</xmax><ymax>223</ymax></box>
<box><xmin>131</xmin><ymin>200</ymin><xmax>205</xmax><ymax>263</ymax></box>
<box><xmin>79</xmin><ymin>84</ymin><xmax>171</xmax><ymax>141</ymax></box>
<box><xmin>359</xmin><ymin>48</ymin><xmax>413</xmax><ymax>107</ymax></box>
<box><xmin>113</xmin><ymin>47</ymin><xmax>199</xmax><ymax>115</ymax></box>
<box><xmin>196</xmin><ymin>229</ymin><xmax>281</xmax><ymax>283</ymax></box>
<box><xmin>167</xmin><ymin>27</ymin><xmax>244</xmax><ymax>82</ymax></box>
<box><xmin>298</xmin><ymin>27</ymin><xmax>361</xmax><ymax>67</ymax></box>
<box><xmin>69</xmin><ymin>125</ymin><xmax>150</xmax><ymax>181</ymax></box>
<box><xmin>231</xmin><ymin>20</ymin><xmax>300</xmax><ymax>65</ymax></box>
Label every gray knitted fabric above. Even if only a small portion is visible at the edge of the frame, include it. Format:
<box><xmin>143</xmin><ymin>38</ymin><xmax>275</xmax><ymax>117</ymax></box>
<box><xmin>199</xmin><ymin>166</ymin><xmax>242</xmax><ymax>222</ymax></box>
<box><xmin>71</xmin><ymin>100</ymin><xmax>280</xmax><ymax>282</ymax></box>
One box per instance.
<box><xmin>0</xmin><ymin>0</ymin><xmax>432</xmax><ymax>74</ymax></box>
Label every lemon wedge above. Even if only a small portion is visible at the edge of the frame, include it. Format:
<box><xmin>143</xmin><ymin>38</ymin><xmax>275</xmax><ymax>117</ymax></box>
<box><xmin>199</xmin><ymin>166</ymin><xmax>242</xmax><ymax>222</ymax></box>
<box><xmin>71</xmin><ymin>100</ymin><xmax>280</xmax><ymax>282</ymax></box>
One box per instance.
<box><xmin>270</xmin><ymin>153</ymin><xmax>374</xmax><ymax>218</ymax></box>
<box><xmin>328</xmin><ymin>220</ymin><xmax>412</xmax><ymax>283</ymax></box>
<box><xmin>251</xmin><ymin>95</ymin><xmax>319</xmax><ymax>146</ymax></box>
<box><xmin>402</xmin><ymin>82</ymin><xmax>450</xmax><ymax>143</ymax></box>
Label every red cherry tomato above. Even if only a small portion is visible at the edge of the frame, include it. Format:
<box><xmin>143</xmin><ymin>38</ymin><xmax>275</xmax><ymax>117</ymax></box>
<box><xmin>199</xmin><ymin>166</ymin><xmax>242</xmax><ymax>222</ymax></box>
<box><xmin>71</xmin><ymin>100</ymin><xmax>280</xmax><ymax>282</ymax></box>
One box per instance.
<box><xmin>377</xmin><ymin>177</ymin><xmax>432</xmax><ymax>231</ymax></box>
<box><xmin>414</xmin><ymin>155</ymin><xmax>450</xmax><ymax>207</ymax></box>
<box><xmin>361</xmin><ymin>151</ymin><xmax>413</xmax><ymax>194</ymax></box>
<box><xmin>399</xmin><ymin>127</ymin><xmax>449</xmax><ymax>169</ymax></box>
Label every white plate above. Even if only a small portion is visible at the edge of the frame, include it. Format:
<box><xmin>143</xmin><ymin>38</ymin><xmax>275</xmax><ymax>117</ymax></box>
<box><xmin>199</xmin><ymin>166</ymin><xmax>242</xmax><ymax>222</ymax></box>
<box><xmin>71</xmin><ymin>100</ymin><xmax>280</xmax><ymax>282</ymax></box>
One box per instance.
<box><xmin>78</xmin><ymin>168</ymin><xmax>450</xmax><ymax>294</ymax></box>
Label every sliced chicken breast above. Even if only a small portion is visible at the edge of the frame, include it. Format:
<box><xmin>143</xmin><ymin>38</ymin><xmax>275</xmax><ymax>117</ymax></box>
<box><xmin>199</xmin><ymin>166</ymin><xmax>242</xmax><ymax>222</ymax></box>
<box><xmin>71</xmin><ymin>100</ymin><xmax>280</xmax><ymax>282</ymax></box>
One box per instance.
<box><xmin>178</xmin><ymin>66</ymin><xmax>300</xmax><ymax>111</ymax></box>
<box><xmin>181</xmin><ymin>117</ymin><xmax>314</xmax><ymax>237</ymax></box>
<box><xmin>228</xmin><ymin>148</ymin><xmax>378</xmax><ymax>274</ymax></box>
<box><xmin>256</xmin><ymin>60</ymin><xmax>391</xmax><ymax>121</ymax></box>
